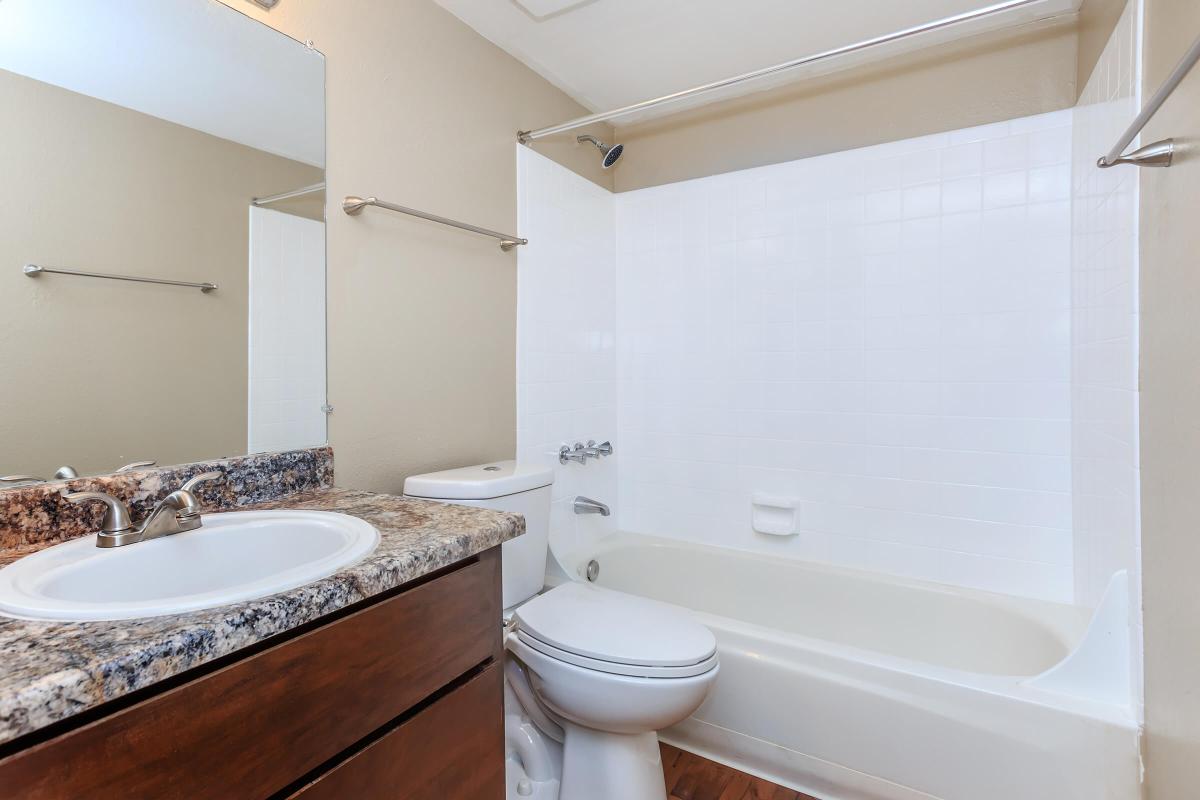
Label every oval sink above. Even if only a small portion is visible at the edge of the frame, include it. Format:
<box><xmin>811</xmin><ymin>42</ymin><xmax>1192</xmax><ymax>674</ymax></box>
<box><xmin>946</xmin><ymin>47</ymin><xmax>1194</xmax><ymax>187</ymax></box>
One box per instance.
<box><xmin>0</xmin><ymin>510</ymin><xmax>379</xmax><ymax>621</ymax></box>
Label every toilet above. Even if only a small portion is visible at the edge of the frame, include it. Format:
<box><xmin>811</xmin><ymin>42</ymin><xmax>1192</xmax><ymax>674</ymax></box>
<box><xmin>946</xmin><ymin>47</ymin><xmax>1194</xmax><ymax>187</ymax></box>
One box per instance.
<box><xmin>404</xmin><ymin>461</ymin><xmax>719</xmax><ymax>800</ymax></box>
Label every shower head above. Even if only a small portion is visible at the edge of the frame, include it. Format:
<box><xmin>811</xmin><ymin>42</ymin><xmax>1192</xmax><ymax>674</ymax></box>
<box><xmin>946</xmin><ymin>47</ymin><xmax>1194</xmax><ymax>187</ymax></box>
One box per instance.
<box><xmin>577</xmin><ymin>134</ymin><xmax>624</xmax><ymax>169</ymax></box>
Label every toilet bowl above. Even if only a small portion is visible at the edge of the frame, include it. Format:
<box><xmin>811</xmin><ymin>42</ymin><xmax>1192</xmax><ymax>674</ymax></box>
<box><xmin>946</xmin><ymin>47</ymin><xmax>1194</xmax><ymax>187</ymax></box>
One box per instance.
<box><xmin>506</xmin><ymin>582</ymin><xmax>719</xmax><ymax>799</ymax></box>
<box><xmin>404</xmin><ymin>461</ymin><xmax>719</xmax><ymax>800</ymax></box>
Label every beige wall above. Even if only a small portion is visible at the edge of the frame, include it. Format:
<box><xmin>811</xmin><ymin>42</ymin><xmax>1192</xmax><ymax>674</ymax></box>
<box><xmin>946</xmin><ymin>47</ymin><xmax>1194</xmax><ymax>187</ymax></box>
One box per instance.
<box><xmin>214</xmin><ymin>0</ymin><xmax>613</xmax><ymax>493</ymax></box>
<box><xmin>611</xmin><ymin>20</ymin><xmax>1082</xmax><ymax>192</ymax></box>
<box><xmin>1138</xmin><ymin>0</ymin><xmax>1200</xmax><ymax>795</ymax></box>
<box><xmin>1076</xmin><ymin>0</ymin><xmax>1131</xmax><ymax>98</ymax></box>
<box><xmin>0</xmin><ymin>68</ymin><xmax>322</xmax><ymax>478</ymax></box>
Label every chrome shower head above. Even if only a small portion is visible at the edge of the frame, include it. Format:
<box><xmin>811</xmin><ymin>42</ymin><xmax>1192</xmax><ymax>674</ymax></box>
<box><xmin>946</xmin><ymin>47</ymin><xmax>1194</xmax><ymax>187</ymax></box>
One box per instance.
<box><xmin>577</xmin><ymin>134</ymin><xmax>624</xmax><ymax>169</ymax></box>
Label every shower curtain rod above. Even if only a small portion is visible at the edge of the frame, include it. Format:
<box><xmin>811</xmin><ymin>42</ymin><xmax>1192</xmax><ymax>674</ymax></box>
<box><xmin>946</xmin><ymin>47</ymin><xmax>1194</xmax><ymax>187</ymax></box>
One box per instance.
<box><xmin>1096</xmin><ymin>31</ymin><xmax>1200</xmax><ymax>168</ymax></box>
<box><xmin>518</xmin><ymin>0</ymin><xmax>1055</xmax><ymax>142</ymax></box>
<box><xmin>252</xmin><ymin>182</ymin><xmax>326</xmax><ymax>206</ymax></box>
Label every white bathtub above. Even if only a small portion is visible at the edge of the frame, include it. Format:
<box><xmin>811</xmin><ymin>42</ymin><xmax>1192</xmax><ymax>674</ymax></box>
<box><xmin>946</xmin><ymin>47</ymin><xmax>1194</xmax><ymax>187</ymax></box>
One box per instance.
<box><xmin>562</xmin><ymin>533</ymin><xmax>1141</xmax><ymax>800</ymax></box>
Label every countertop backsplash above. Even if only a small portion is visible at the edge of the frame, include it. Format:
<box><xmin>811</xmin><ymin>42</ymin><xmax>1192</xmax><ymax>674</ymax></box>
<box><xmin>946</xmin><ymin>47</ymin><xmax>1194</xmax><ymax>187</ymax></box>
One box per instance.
<box><xmin>0</xmin><ymin>447</ymin><xmax>334</xmax><ymax>557</ymax></box>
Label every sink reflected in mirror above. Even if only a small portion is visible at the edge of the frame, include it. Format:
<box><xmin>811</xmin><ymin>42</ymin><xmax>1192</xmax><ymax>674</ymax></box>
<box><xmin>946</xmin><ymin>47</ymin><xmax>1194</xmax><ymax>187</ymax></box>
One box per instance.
<box><xmin>0</xmin><ymin>511</ymin><xmax>378</xmax><ymax>621</ymax></box>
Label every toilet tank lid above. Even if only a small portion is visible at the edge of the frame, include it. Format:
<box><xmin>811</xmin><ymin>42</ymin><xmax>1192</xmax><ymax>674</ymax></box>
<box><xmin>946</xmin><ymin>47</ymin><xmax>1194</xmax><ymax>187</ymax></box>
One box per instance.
<box><xmin>403</xmin><ymin>460</ymin><xmax>553</xmax><ymax>500</ymax></box>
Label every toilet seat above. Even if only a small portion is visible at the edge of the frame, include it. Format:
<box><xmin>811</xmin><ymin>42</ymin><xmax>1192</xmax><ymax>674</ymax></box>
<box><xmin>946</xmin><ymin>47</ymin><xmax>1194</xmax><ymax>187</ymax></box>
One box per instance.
<box><xmin>512</xmin><ymin>583</ymin><xmax>718</xmax><ymax>679</ymax></box>
<box><xmin>514</xmin><ymin>629</ymin><xmax>719</xmax><ymax>678</ymax></box>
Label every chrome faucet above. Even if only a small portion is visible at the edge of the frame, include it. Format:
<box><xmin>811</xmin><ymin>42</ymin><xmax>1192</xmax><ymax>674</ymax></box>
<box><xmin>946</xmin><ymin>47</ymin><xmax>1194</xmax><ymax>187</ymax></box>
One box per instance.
<box><xmin>559</xmin><ymin>440</ymin><xmax>615</xmax><ymax>465</ymax></box>
<box><xmin>62</xmin><ymin>471</ymin><xmax>222</xmax><ymax>548</ymax></box>
<box><xmin>573</xmin><ymin>496</ymin><xmax>611</xmax><ymax>516</ymax></box>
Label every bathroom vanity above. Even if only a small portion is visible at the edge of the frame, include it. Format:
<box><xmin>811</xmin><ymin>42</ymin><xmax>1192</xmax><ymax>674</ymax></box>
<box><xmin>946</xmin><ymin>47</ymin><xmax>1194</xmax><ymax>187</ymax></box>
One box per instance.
<box><xmin>0</xmin><ymin>551</ymin><xmax>502</xmax><ymax>799</ymax></box>
<box><xmin>0</xmin><ymin>453</ymin><xmax>523</xmax><ymax>800</ymax></box>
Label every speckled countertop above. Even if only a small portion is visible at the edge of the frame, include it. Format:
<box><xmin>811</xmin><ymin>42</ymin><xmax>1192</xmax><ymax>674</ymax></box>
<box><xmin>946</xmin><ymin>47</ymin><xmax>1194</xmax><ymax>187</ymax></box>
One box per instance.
<box><xmin>0</xmin><ymin>488</ymin><xmax>523</xmax><ymax>746</ymax></box>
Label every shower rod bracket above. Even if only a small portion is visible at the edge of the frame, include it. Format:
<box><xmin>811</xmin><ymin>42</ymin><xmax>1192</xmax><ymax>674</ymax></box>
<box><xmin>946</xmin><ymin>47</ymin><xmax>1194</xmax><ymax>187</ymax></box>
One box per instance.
<box><xmin>1096</xmin><ymin>32</ymin><xmax>1200</xmax><ymax>169</ymax></box>
<box><xmin>1097</xmin><ymin>139</ymin><xmax>1175</xmax><ymax>169</ymax></box>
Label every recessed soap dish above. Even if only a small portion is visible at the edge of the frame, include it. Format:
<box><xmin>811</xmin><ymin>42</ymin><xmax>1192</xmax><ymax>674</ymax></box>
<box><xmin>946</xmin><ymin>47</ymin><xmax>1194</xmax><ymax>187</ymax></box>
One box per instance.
<box><xmin>752</xmin><ymin>493</ymin><xmax>800</xmax><ymax>536</ymax></box>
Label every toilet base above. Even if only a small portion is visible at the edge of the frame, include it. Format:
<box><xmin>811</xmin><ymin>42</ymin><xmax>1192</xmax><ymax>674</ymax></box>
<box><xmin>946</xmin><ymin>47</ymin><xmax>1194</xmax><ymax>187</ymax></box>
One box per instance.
<box><xmin>560</xmin><ymin>722</ymin><xmax>667</xmax><ymax>800</ymax></box>
<box><xmin>506</xmin><ymin>750</ymin><xmax>561</xmax><ymax>800</ymax></box>
<box><xmin>504</xmin><ymin>666</ymin><xmax>669</xmax><ymax>800</ymax></box>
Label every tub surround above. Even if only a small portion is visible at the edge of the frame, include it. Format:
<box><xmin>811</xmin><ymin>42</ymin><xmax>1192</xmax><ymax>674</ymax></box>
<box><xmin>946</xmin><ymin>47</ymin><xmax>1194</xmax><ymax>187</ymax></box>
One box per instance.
<box><xmin>0</xmin><ymin>476</ymin><xmax>524</xmax><ymax>745</ymax></box>
<box><xmin>0</xmin><ymin>447</ymin><xmax>335</xmax><ymax>555</ymax></box>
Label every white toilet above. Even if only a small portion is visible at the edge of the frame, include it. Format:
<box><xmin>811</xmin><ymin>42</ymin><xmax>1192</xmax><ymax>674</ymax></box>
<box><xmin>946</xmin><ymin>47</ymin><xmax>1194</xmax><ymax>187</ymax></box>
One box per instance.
<box><xmin>404</xmin><ymin>461</ymin><xmax>719</xmax><ymax>800</ymax></box>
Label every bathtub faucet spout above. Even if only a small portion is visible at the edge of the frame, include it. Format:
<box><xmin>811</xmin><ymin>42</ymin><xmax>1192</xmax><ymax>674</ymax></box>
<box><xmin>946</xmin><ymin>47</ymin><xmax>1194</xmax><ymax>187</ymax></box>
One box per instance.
<box><xmin>574</xmin><ymin>496</ymin><xmax>610</xmax><ymax>516</ymax></box>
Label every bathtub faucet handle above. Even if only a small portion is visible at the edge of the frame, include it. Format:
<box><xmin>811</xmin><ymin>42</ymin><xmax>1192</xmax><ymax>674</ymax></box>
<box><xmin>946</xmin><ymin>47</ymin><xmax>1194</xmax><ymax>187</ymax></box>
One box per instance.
<box><xmin>585</xmin><ymin>440</ymin><xmax>613</xmax><ymax>459</ymax></box>
<box><xmin>560</xmin><ymin>443</ymin><xmax>589</xmax><ymax>465</ymax></box>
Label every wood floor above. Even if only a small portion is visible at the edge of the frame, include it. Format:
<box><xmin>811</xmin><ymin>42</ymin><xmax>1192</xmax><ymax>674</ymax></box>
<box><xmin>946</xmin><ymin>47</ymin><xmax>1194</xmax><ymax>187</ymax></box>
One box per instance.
<box><xmin>661</xmin><ymin>743</ymin><xmax>817</xmax><ymax>800</ymax></box>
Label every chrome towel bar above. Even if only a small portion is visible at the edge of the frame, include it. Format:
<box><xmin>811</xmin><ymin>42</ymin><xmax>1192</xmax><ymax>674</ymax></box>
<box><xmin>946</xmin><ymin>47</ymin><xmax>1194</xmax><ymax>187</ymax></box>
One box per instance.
<box><xmin>23</xmin><ymin>264</ymin><xmax>217</xmax><ymax>293</ymax></box>
<box><xmin>342</xmin><ymin>196</ymin><xmax>527</xmax><ymax>252</ymax></box>
<box><xmin>1098</xmin><ymin>32</ymin><xmax>1200</xmax><ymax>169</ymax></box>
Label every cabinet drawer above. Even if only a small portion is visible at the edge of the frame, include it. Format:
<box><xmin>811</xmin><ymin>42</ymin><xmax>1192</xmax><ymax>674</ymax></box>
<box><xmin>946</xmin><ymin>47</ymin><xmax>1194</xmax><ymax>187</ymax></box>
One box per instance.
<box><xmin>0</xmin><ymin>547</ymin><xmax>501</xmax><ymax>800</ymax></box>
<box><xmin>289</xmin><ymin>662</ymin><xmax>504</xmax><ymax>800</ymax></box>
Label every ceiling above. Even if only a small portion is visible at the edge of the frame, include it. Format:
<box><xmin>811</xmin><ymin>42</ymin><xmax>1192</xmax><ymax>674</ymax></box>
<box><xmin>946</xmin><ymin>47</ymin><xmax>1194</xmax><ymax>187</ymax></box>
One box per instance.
<box><xmin>0</xmin><ymin>0</ymin><xmax>325</xmax><ymax>166</ymax></box>
<box><xmin>436</xmin><ymin>0</ymin><xmax>1081</xmax><ymax>129</ymax></box>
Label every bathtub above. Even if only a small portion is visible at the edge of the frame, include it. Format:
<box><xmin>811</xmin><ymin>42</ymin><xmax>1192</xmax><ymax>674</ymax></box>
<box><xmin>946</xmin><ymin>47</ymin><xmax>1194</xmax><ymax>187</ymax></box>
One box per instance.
<box><xmin>561</xmin><ymin>533</ymin><xmax>1141</xmax><ymax>800</ymax></box>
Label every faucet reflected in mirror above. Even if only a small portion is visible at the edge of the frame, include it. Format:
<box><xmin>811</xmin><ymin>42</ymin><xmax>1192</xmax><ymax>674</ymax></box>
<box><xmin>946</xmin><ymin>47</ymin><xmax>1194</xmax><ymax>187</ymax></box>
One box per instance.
<box><xmin>61</xmin><ymin>471</ymin><xmax>222</xmax><ymax>548</ymax></box>
<box><xmin>1</xmin><ymin>460</ymin><xmax>157</xmax><ymax>486</ymax></box>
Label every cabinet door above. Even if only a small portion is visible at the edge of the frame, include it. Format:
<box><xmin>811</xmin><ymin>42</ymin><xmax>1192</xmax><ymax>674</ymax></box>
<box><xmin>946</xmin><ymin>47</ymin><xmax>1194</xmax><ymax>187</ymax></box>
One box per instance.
<box><xmin>289</xmin><ymin>663</ymin><xmax>504</xmax><ymax>800</ymax></box>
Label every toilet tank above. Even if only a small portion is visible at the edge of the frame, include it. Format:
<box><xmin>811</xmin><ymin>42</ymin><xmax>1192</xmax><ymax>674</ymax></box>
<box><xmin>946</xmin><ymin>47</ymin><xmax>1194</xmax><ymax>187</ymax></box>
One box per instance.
<box><xmin>403</xmin><ymin>461</ymin><xmax>553</xmax><ymax>610</ymax></box>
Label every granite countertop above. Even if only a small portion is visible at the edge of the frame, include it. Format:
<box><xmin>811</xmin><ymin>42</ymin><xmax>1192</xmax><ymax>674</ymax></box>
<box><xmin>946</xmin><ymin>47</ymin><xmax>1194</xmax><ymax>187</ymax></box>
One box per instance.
<box><xmin>0</xmin><ymin>488</ymin><xmax>524</xmax><ymax>746</ymax></box>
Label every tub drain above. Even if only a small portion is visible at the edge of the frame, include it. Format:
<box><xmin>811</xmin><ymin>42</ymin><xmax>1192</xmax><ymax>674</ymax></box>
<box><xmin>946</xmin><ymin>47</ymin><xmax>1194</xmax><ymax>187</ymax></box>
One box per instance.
<box><xmin>585</xmin><ymin>559</ymin><xmax>600</xmax><ymax>582</ymax></box>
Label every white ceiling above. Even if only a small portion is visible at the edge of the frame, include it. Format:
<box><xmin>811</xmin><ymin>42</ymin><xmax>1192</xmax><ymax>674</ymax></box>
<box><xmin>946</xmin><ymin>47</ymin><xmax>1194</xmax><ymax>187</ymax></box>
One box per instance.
<box><xmin>436</xmin><ymin>0</ymin><xmax>1080</xmax><ymax>128</ymax></box>
<box><xmin>0</xmin><ymin>0</ymin><xmax>325</xmax><ymax>167</ymax></box>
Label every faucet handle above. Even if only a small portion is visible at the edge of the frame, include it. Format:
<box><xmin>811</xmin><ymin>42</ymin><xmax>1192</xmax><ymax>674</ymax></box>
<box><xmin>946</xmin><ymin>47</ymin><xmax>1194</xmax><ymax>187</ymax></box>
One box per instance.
<box><xmin>172</xmin><ymin>471</ymin><xmax>223</xmax><ymax>518</ymax></box>
<box><xmin>1</xmin><ymin>475</ymin><xmax>44</xmax><ymax>485</ymax></box>
<box><xmin>585</xmin><ymin>440</ymin><xmax>614</xmax><ymax>458</ymax></box>
<box><xmin>181</xmin><ymin>471</ymin><xmax>222</xmax><ymax>494</ymax></box>
<box><xmin>61</xmin><ymin>490</ymin><xmax>134</xmax><ymax>534</ymax></box>
<box><xmin>559</xmin><ymin>444</ymin><xmax>589</xmax><ymax>465</ymax></box>
<box><xmin>115</xmin><ymin>460</ymin><xmax>156</xmax><ymax>473</ymax></box>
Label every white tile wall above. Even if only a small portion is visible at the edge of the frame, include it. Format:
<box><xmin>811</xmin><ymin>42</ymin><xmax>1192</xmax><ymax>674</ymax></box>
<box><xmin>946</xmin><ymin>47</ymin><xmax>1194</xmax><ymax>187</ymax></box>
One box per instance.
<box><xmin>615</xmin><ymin>111</ymin><xmax>1076</xmax><ymax>602</ymax></box>
<box><xmin>1071</xmin><ymin>0</ymin><xmax>1141</xmax><ymax>609</ymax></box>
<box><xmin>518</xmin><ymin>85</ymin><xmax>1144</xmax><ymax>609</ymax></box>
<box><xmin>517</xmin><ymin>147</ymin><xmax>618</xmax><ymax>562</ymax></box>
<box><xmin>1070</xmin><ymin>0</ymin><xmax>1142</xmax><ymax>714</ymax></box>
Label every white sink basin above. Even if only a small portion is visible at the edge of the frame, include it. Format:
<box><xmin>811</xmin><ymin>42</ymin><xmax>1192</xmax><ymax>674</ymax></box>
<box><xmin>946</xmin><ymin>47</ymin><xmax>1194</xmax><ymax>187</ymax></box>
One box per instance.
<box><xmin>0</xmin><ymin>510</ymin><xmax>379</xmax><ymax>621</ymax></box>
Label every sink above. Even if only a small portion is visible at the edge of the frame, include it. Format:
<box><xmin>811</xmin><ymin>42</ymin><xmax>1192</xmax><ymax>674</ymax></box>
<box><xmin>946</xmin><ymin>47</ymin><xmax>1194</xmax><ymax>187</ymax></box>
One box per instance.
<box><xmin>0</xmin><ymin>510</ymin><xmax>379</xmax><ymax>621</ymax></box>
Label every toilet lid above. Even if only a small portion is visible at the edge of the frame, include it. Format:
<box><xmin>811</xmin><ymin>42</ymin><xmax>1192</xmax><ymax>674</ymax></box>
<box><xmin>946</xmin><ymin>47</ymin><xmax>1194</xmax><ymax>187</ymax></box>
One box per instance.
<box><xmin>513</xmin><ymin>583</ymin><xmax>717</xmax><ymax>669</ymax></box>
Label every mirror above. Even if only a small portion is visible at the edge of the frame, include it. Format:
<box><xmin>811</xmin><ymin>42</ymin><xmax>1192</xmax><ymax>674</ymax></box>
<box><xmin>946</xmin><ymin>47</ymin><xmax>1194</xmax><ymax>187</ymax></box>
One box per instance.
<box><xmin>0</xmin><ymin>0</ymin><xmax>326</xmax><ymax>485</ymax></box>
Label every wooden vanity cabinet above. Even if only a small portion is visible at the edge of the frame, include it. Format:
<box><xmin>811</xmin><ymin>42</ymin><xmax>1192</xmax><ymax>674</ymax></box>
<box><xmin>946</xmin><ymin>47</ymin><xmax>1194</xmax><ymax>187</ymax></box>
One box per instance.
<box><xmin>0</xmin><ymin>547</ymin><xmax>505</xmax><ymax>800</ymax></box>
